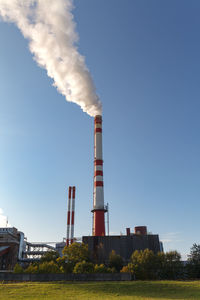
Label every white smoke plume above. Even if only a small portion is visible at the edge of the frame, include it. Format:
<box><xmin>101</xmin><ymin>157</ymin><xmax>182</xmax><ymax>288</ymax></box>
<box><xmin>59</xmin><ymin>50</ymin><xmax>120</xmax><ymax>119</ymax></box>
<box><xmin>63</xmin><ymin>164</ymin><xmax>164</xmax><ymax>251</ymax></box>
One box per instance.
<box><xmin>0</xmin><ymin>208</ymin><xmax>9</xmax><ymax>227</ymax></box>
<box><xmin>0</xmin><ymin>0</ymin><xmax>102</xmax><ymax>117</ymax></box>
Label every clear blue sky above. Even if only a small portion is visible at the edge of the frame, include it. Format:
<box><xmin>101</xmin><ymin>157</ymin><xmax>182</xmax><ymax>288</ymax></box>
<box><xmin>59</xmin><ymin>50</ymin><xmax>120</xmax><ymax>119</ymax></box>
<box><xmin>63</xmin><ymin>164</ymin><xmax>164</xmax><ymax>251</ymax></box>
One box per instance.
<box><xmin>0</xmin><ymin>0</ymin><xmax>200</xmax><ymax>259</ymax></box>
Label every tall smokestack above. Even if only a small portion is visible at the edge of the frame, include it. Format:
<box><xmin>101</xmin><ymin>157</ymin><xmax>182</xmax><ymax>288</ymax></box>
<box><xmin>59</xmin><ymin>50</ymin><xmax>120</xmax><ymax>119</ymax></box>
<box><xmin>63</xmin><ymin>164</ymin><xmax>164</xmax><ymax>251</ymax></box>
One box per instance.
<box><xmin>92</xmin><ymin>115</ymin><xmax>106</xmax><ymax>236</ymax></box>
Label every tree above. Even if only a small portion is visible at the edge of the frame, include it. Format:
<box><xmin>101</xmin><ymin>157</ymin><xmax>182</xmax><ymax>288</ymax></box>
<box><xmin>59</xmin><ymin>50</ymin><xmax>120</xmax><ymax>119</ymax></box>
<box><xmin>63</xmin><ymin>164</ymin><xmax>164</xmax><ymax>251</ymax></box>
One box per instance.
<box><xmin>109</xmin><ymin>250</ymin><xmax>123</xmax><ymax>272</ymax></box>
<box><xmin>130</xmin><ymin>249</ymin><xmax>158</xmax><ymax>279</ymax></box>
<box><xmin>62</xmin><ymin>242</ymin><xmax>90</xmax><ymax>266</ymax></box>
<box><xmin>187</xmin><ymin>244</ymin><xmax>200</xmax><ymax>278</ymax></box>
<box><xmin>73</xmin><ymin>261</ymin><xmax>94</xmax><ymax>274</ymax></box>
<box><xmin>188</xmin><ymin>244</ymin><xmax>200</xmax><ymax>263</ymax></box>
<box><xmin>163</xmin><ymin>251</ymin><xmax>183</xmax><ymax>279</ymax></box>
<box><xmin>40</xmin><ymin>251</ymin><xmax>59</xmax><ymax>263</ymax></box>
<box><xmin>129</xmin><ymin>249</ymin><xmax>183</xmax><ymax>280</ymax></box>
<box><xmin>56</xmin><ymin>257</ymin><xmax>74</xmax><ymax>273</ymax></box>
<box><xmin>156</xmin><ymin>251</ymin><xmax>183</xmax><ymax>279</ymax></box>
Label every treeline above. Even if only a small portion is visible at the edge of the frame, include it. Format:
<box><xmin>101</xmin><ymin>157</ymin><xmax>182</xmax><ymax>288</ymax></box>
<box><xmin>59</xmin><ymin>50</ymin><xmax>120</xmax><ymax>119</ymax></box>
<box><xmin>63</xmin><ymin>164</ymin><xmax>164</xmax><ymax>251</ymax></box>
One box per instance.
<box><xmin>14</xmin><ymin>243</ymin><xmax>200</xmax><ymax>280</ymax></box>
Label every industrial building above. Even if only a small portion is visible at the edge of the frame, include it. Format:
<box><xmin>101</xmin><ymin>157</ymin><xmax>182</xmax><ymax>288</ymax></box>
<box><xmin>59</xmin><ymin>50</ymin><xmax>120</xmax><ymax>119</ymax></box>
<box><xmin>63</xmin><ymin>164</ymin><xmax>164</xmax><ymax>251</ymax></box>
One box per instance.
<box><xmin>83</xmin><ymin>226</ymin><xmax>162</xmax><ymax>264</ymax></box>
<box><xmin>0</xmin><ymin>227</ymin><xmax>55</xmax><ymax>270</ymax></box>
<box><xmin>0</xmin><ymin>227</ymin><xmax>21</xmax><ymax>270</ymax></box>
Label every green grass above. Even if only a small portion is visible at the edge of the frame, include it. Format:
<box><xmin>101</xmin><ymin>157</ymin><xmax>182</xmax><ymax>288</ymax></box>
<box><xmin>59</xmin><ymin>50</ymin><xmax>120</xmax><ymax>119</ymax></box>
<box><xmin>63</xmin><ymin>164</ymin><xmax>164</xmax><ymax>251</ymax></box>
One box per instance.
<box><xmin>0</xmin><ymin>281</ymin><xmax>200</xmax><ymax>300</ymax></box>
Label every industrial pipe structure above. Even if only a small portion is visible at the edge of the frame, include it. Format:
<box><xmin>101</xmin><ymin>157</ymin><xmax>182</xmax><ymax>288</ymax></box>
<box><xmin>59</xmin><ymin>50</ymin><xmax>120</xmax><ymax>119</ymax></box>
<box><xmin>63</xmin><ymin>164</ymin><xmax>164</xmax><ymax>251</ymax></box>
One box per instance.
<box><xmin>92</xmin><ymin>115</ymin><xmax>107</xmax><ymax>236</ymax></box>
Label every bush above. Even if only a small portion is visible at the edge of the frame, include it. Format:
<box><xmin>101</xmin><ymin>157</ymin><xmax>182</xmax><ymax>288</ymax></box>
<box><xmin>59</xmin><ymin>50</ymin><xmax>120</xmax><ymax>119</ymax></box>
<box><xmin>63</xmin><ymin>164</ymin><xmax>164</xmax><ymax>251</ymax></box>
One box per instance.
<box><xmin>24</xmin><ymin>261</ymin><xmax>60</xmax><ymax>274</ymax></box>
<box><xmin>107</xmin><ymin>267</ymin><xmax>116</xmax><ymax>273</ymax></box>
<box><xmin>73</xmin><ymin>261</ymin><xmax>94</xmax><ymax>274</ymax></box>
<box><xmin>40</xmin><ymin>251</ymin><xmax>59</xmax><ymax>263</ymax></box>
<box><xmin>62</xmin><ymin>242</ymin><xmax>90</xmax><ymax>266</ymax></box>
<box><xmin>109</xmin><ymin>250</ymin><xmax>123</xmax><ymax>272</ymax></box>
<box><xmin>38</xmin><ymin>261</ymin><xmax>61</xmax><ymax>274</ymax></box>
<box><xmin>13</xmin><ymin>263</ymin><xmax>24</xmax><ymax>273</ymax></box>
<box><xmin>24</xmin><ymin>264</ymin><xmax>39</xmax><ymax>274</ymax></box>
<box><xmin>120</xmin><ymin>263</ymin><xmax>134</xmax><ymax>273</ymax></box>
<box><xmin>56</xmin><ymin>257</ymin><xmax>74</xmax><ymax>273</ymax></box>
<box><xmin>94</xmin><ymin>264</ymin><xmax>108</xmax><ymax>273</ymax></box>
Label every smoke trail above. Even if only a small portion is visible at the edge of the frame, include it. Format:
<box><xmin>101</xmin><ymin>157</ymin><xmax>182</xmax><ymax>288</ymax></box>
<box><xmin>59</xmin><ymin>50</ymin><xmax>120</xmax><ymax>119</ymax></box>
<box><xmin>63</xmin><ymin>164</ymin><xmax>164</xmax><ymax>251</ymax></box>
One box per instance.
<box><xmin>0</xmin><ymin>208</ymin><xmax>9</xmax><ymax>227</ymax></box>
<box><xmin>0</xmin><ymin>0</ymin><xmax>102</xmax><ymax>117</ymax></box>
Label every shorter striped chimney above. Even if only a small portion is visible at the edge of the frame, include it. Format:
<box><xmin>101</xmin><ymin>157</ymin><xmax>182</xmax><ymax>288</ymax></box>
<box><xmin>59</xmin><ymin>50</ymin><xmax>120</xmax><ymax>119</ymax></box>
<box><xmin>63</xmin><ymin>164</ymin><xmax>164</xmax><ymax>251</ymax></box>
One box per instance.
<box><xmin>92</xmin><ymin>115</ymin><xmax>107</xmax><ymax>236</ymax></box>
<box><xmin>66</xmin><ymin>187</ymin><xmax>71</xmax><ymax>246</ymax></box>
<box><xmin>70</xmin><ymin>186</ymin><xmax>76</xmax><ymax>244</ymax></box>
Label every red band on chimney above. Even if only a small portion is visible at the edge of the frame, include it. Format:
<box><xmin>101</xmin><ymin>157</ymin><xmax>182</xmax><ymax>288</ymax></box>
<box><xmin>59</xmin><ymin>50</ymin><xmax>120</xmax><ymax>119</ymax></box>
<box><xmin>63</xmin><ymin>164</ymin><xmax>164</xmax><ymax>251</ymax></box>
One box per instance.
<box><xmin>67</xmin><ymin>211</ymin><xmax>71</xmax><ymax>225</ymax></box>
<box><xmin>93</xmin><ymin>210</ymin><xmax>105</xmax><ymax>236</ymax></box>
<box><xmin>95</xmin><ymin>128</ymin><xmax>102</xmax><ymax>133</ymax></box>
<box><xmin>71</xmin><ymin>211</ymin><xmax>74</xmax><ymax>224</ymax></box>
<box><xmin>94</xmin><ymin>181</ymin><xmax>103</xmax><ymax>187</ymax></box>
<box><xmin>95</xmin><ymin>159</ymin><xmax>103</xmax><ymax>166</ymax></box>
<box><xmin>94</xmin><ymin>117</ymin><xmax>102</xmax><ymax>124</ymax></box>
<box><xmin>68</xmin><ymin>187</ymin><xmax>71</xmax><ymax>199</ymax></box>
<box><xmin>72</xmin><ymin>186</ymin><xmax>76</xmax><ymax>199</ymax></box>
<box><xmin>95</xmin><ymin>170</ymin><xmax>103</xmax><ymax>177</ymax></box>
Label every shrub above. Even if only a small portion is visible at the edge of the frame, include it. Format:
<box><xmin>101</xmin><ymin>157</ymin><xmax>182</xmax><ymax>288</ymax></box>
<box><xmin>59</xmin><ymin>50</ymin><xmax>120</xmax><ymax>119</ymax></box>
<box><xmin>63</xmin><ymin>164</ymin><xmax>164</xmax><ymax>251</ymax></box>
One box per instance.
<box><xmin>40</xmin><ymin>251</ymin><xmax>59</xmax><ymax>263</ymax></box>
<box><xmin>107</xmin><ymin>267</ymin><xmax>116</xmax><ymax>273</ymax></box>
<box><xmin>120</xmin><ymin>263</ymin><xmax>134</xmax><ymax>273</ymax></box>
<box><xmin>56</xmin><ymin>257</ymin><xmax>74</xmax><ymax>273</ymax></box>
<box><xmin>24</xmin><ymin>261</ymin><xmax>60</xmax><ymax>274</ymax></box>
<box><xmin>109</xmin><ymin>250</ymin><xmax>123</xmax><ymax>272</ymax></box>
<box><xmin>38</xmin><ymin>261</ymin><xmax>60</xmax><ymax>274</ymax></box>
<box><xmin>73</xmin><ymin>260</ymin><xmax>94</xmax><ymax>274</ymax></box>
<box><xmin>24</xmin><ymin>264</ymin><xmax>38</xmax><ymax>274</ymax></box>
<box><xmin>13</xmin><ymin>263</ymin><xmax>24</xmax><ymax>273</ymax></box>
<box><xmin>94</xmin><ymin>264</ymin><xmax>108</xmax><ymax>273</ymax></box>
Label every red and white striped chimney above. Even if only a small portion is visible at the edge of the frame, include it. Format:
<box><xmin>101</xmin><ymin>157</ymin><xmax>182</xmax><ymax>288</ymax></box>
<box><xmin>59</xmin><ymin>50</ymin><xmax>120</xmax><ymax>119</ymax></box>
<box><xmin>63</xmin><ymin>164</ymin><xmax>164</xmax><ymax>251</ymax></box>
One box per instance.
<box><xmin>92</xmin><ymin>115</ymin><xmax>106</xmax><ymax>236</ymax></box>
<box><xmin>66</xmin><ymin>186</ymin><xmax>72</xmax><ymax>246</ymax></box>
<box><xmin>70</xmin><ymin>186</ymin><xmax>76</xmax><ymax>244</ymax></box>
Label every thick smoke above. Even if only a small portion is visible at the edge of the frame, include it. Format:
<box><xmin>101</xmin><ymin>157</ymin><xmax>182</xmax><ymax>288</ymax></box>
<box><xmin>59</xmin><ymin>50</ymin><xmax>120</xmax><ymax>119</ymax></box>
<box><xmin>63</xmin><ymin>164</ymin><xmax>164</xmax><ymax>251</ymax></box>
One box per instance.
<box><xmin>0</xmin><ymin>0</ymin><xmax>102</xmax><ymax>117</ymax></box>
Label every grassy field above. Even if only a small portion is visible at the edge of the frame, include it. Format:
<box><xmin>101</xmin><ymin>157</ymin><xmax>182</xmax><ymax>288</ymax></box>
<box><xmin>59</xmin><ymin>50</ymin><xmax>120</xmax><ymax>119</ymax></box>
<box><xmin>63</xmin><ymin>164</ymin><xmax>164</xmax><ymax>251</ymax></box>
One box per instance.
<box><xmin>0</xmin><ymin>281</ymin><xmax>200</xmax><ymax>300</ymax></box>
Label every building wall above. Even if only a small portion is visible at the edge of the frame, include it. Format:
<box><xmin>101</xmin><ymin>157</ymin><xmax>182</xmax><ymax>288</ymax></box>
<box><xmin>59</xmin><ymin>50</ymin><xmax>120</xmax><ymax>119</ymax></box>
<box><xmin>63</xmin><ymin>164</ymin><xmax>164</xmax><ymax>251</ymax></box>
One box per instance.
<box><xmin>0</xmin><ymin>228</ymin><xmax>20</xmax><ymax>270</ymax></box>
<box><xmin>83</xmin><ymin>234</ymin><xmax>161</xmax><ymax>264</ymax></box>
<box><xmin>0</xmin><ymin>245</ymin><xmax>19</xmax><ymax>270</ymax></box>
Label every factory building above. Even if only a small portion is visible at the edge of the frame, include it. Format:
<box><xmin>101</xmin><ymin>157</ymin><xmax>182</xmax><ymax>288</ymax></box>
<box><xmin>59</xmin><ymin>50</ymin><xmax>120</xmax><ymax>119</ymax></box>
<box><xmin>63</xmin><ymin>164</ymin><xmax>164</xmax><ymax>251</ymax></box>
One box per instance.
<box><xmin>0</xmin><ymin>227</ymin><xmax>23</xmax><ymax>270</ymax></box>
<box><xmin>83</xmin><ymin>226</ymin><xmax>162</xmax><ymax>264</ymax></box>
<box><xmin>0</xmin><ymin>227</ymin><xmax>56</xmax><ymax>270</ymax></box>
